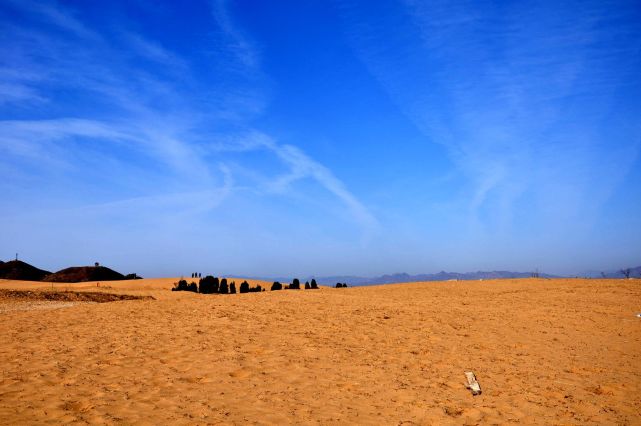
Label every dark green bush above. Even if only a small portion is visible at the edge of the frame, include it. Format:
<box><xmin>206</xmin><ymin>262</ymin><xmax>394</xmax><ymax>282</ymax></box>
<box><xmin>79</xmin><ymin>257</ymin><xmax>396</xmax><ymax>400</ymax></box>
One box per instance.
<box><xmin>219</xmin><ymin>278</ymin><xmax>229</xmax><ymax>294</ymax></box>
<box><xmin>172</xmin><ymin>279</ymin><xmax>197</xmax><ymax>292</ymax></box>
<box><xmin>199</xmin><ymin>275</ymin><xmax>219</xmax><ymax>294</ymax></box>
<box><xmin>289</xmin><ymin>278</ymin><xmax>300</xmax><ymax>290</ymax></box>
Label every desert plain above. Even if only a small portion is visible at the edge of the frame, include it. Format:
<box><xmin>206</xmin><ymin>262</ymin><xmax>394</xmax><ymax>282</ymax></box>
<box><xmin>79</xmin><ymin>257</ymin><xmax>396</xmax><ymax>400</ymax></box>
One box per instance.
<box><xmin>0</xmin><ymin>277</ymin><xmax>639</xmax><ymax>425</ymax></box>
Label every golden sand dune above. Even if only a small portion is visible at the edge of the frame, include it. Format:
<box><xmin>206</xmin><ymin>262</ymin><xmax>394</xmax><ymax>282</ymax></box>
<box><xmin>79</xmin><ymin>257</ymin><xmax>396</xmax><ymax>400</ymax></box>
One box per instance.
<box><xmin>0</xmin><ymin>277</ymin><xmax>639</xmax><ymax>424</ymax></box>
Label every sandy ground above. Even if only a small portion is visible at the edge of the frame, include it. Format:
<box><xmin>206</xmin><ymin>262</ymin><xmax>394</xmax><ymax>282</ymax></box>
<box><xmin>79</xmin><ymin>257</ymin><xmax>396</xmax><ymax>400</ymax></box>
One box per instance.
<box><xmin>0</xmin><ymin>277</ymin><xmax>639</xmax><ymax>425</ymax></box>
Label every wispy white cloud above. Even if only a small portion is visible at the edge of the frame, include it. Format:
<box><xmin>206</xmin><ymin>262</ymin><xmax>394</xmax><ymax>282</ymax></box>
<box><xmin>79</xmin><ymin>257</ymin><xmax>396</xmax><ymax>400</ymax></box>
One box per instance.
<box><xmin>201</xmin><ymin>130</ymin><xmax>379</xmax><ymax>231</ymax></box>
<box><xmin>337</xmin><ymin>0</ymin><xmax>641</xmax><ymax>234</ymax></box>
<box><xmin>0</xmin><ymin>0</ymin><xmax>377</xmax><ymax>237</ymax></box>
<box><xmin>4</xmin><ymin>0</ymin><xmax>98</xmax><ymax>39</ymax></box>
<box><xmin>122</xmin><ymin>31</ymin><xmax>188</xmax><ymax>70</ymax></box>
<box><xmin>250</xmin><ymin>133</ymin><xmax>379</xmax><ymax>232</ymax></box>
<box><xmin>210</xmin><ymin>0</ymin><xmax>260</xmax><ymax>69</ymax></box>
<box><xmin>268</xmin><ymin>143</ymin><xmax>378</xmax><ymax>230</ymax></box>
<box><xmin>0</xmin><ymin>83</ymin><xmax>45</xmax><ymax>104</ymax></box>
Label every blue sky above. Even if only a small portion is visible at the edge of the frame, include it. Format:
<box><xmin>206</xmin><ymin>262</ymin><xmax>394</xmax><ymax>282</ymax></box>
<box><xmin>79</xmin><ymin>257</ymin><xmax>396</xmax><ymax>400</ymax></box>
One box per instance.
<box><xmin>1</xmin><ymin>0</ymin><xmax>640</xmax><ymax>277</ymax></box>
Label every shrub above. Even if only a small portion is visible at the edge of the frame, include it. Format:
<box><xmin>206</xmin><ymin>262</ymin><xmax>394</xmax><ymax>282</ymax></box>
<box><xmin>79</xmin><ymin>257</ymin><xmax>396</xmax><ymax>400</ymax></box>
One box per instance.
<box><xmin>271</xmin><ymin>281</ymin><xmax>282</xmax><ymax>291</ymax></box>
<box><xmin>335</xmin><ymin>282</ymin><xmax>348</xmax><ymax>288</ymax></box>
<box><xmin>219</xmin><ymin>278</ymin><xmax>229</xmax><ymax>294</ymax></box>
<box><xmin>172</xmin><ymin>279</ymin><xmax>200</xmax><ymax>293</ymax></box>
<box><xmin>199</xmin><ymin>275</ymin><xmax>219</xmax><ymax>294</ymax></box>
<box><xmin>230</xmin><ymin>282</ymin><xmax>237</xmax><ymax>294</ymax></box>
<box><xmin>173</xmin><ymin>279</ymin><xmax>188</xmax><ymax>291</ymax></box>
<box><xmin>173</xmin><ymin>280</ymin><xmax>197</xmax><ymax>292</ymax></box>
<box><xmin>240</xmin><ymin>281</ymin><xmax>250</xmax><ymax>293</ymax></box>
<box><xmin>290</xmin><ymin>278</ymin><xmax>300</xmax><ymax>290</ymax></box>
<box><xmin>310</xmin><ymin>279</ymin><xmax>318</xmax><ymax>289</ymax></box>
<box><xmin>249</xmin><ymin>284</ymin><xmax>262</xmax><ymax>293</ymax></box>
<box><xmin>305</xmin><ymin>281</ymin><xmax>311</xmax><ymax>289</ymax></box>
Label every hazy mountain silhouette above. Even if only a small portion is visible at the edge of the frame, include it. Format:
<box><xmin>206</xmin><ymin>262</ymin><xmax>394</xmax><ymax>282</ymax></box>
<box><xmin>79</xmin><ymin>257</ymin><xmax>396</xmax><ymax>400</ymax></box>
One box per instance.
<box><xmin>258</xmin><ymin>270</ymin><xmax>559</xmax><ymax>286</ymax></box>
<box><xmin>312</xmin><ymin>270</ymin><xmax>559</xmax><ymax>286</ymax></box>
<box><xmin>582</xmin><ymin>266</ymin><xmax>641</xmax><ymax>278</ymax></box>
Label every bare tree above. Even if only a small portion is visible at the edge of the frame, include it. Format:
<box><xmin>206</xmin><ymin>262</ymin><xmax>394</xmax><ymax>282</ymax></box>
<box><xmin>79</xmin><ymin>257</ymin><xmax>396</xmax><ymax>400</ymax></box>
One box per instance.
<box><xmin>620</xmin><ymin>268</ymin><xmax>631</xmax><ymax>279</ymax></box>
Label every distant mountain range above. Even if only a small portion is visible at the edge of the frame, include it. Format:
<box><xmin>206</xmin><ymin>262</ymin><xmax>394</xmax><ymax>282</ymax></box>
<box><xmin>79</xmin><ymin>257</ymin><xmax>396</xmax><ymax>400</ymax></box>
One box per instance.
<box><xmin>261</xmin><ymin>267</ymin><xmax>641</xmax><ymax>286</ymax></box>
<box><xmin>3</xmin><ymin>258</ymin><xmax>639</xmax><ymax>285</ymax></box>
<box><xmin>260</xmin><ymin>270</ymin><xmax>559</xmax><ymax>286</ymax></box>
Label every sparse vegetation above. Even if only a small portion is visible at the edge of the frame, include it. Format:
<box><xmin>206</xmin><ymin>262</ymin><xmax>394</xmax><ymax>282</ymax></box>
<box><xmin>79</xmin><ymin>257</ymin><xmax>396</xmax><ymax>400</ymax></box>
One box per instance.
<box><xmin>173</xmin><ymin>275</ymin><xmax>324</xmax><ymax>295</ymax></box>
<box><xmin>219</xmin><ymin>278</ymin><xmax>229</xmax><ymax>294</ymax></box>
<box><xmin>172</xmin><ymin>280</ymin><xmax>198</xmax><ymax>292</ymax></box>
<box><xmin>124</xmin><ymin>273</ymin><xmax>142</xmax><ymax>280</ymax></box>
<box><xmin>271</xmin><ymin>281</ymin><xmax>282</xmax><ymax>291</ymax></box>
<box><xmin>289</xmin><ymin>278</ymin><xmax>301</xmax><ymax>290</ymax></box>
<box><xmin>198</xmin><ymin>275</ymin><xmax>219</xmax><ymax>294</ymax></box>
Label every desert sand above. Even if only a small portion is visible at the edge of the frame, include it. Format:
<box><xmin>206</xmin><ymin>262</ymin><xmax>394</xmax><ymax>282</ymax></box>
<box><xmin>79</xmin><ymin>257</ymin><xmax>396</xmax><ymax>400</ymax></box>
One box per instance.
<box><xmin>0</xmin><ymin>277</ymin><xmax>639</xmax><ymax>425</ymax></box>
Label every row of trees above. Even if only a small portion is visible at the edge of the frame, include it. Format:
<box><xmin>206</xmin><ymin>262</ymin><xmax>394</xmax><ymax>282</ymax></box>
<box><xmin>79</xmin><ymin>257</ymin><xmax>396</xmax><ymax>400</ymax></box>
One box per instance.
<box><xmin>173</xmin><ymin>276</ymin><xmax>330</xmax><ymax>293</ymax></box>
<box><xmin>270</xmin><ymin>278</ymin><xmax>320</xmax><ymax>290</ymax></box>
<box><xmin>199</xmin><ymin>276</ymin><xmax>233</xmax><ymax>294</ymax></box>
<box><xmin>198</xmin><ymin>276</ymin><xmax>265</xmax><ymax>294</ymax></box>
<box><xmin>173</xmin><ymin>276</ymin><xmax>266</xmax><ymax>294</ymax></box>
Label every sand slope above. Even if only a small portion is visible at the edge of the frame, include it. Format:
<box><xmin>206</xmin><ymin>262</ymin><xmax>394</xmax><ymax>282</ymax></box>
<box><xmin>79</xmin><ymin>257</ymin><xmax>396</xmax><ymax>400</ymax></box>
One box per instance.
<box><xmin>0</xmin><ymin>278</ymin><xmax>639</xmax><ymax>424</ymax></box>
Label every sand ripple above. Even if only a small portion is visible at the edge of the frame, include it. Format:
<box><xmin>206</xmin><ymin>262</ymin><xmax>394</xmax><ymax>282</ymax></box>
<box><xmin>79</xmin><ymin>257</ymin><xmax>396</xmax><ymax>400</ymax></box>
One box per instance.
<box><xmin>0</xmin><ymin>278</ymin><xmax>639</xmax><ymax>424</ymax></box>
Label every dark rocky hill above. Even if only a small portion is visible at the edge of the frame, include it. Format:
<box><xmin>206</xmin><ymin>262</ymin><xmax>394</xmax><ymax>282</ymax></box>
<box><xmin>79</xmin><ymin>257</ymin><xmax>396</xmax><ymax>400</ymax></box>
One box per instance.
<box><xmin>0</xmin><ymin>260</ymin><xmax>51</xmax><ymax>281</ymax></box>
<box><xmin>43</xmin><ymin>266</ymin><xmax>126</xmax><ymax>283</ymax></box>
